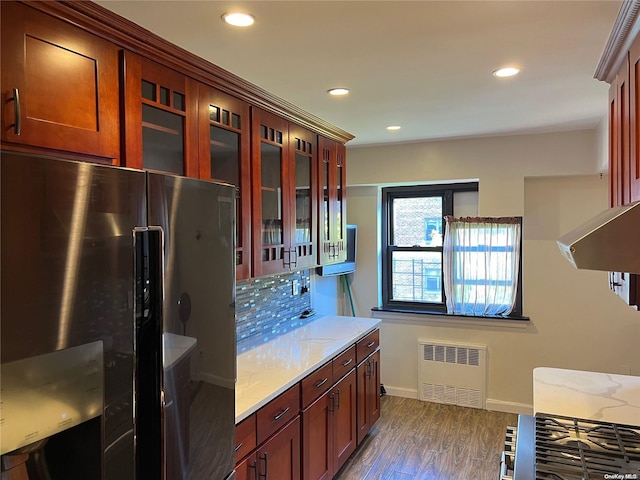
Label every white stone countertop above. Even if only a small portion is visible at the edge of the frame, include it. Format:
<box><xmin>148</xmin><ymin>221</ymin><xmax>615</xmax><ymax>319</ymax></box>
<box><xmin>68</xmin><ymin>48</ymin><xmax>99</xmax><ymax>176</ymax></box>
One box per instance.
<box><xmin>533</xmin><ymin>367</ymin><xmax>640</xmax><ymax>426</ymax></box>
<box><xmin>235</xmin><ymin>315</ymin><xmax>381</xmax><ymax>424</ymax></box>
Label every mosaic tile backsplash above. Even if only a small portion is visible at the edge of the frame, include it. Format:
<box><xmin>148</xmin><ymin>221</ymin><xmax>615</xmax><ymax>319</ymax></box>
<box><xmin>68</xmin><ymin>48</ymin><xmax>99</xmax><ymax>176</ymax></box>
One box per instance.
<box><xmin>236</xmin><ymin>270</ymin><xmax>312</xmax><ymax>353</ymax></box>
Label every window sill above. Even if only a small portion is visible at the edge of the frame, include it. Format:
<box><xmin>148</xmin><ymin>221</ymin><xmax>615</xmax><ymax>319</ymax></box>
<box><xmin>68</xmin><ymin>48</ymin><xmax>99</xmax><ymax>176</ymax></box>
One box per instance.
<box><xmin>371</xmin><ymin>307</ymin><xmax>530</xmax><ymax>329</ymax></box>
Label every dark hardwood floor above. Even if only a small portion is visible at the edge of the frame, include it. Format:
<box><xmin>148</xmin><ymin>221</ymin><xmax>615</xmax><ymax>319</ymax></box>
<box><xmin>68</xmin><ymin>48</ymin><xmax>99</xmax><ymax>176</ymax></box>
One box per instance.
<box><xmin>334</xmin><ymin>395</ymin><xmax>517</xmax><ymax>480</ymax></box>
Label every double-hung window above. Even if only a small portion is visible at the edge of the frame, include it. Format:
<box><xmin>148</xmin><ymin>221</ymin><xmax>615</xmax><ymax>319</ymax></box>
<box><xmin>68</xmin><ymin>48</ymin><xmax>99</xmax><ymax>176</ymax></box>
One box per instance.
<box><xmin>381</xmin><ymin>183</ymin><xmax>523</xmax><ymax>318</ymax></box>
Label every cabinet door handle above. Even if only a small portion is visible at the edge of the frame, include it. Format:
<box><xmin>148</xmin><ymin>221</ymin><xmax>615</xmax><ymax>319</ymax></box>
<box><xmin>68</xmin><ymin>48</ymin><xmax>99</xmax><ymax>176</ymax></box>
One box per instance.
<box><xmin>342</xmin><ymin>358</ymin><xmax>353</xmax><ymax>367</ymax></box>
<box><xmin>334</xmin><ymin>388</ymin><xmax>340</xmax><ymax>409</ymax></box>
<box><xmin>249</xmin><ymin>460</ymin><xmax>258</xmax><ymax>480</ymax></box>
<box><xmin>10</xmin><ymin>88</ymin><xmax>21</xmax><ymax>135</ymax></box>
<box><xmin>234</xmin><ymin>442</ymin><xmax>243</xmax><ymax>452</ymax></box>
<box><xmin>273</xmin><ymin>406</ymin><xmax>290</xmax><ymax>421</ymax></box>
<box><xmin>259</xmin><ymin>453</ymin><xmax>268</xmax><ymax>479</ymax></box>
<box><xmin>290</xmin><ymin>248</ymin><xmax>297</xmax><ymax>267</ymax></box>
<box><xmin>328</xmin><ymin>393</ymin><xmax>335</xmax><ymax>413</ymax></box>
<box><xmin>315</xmin><ymin>377</ymin><xmax>328</xmax><ymax>388</ymax></box>
<box><xmin>366</xmin><ymin>341</ymin><xmax>375</xmax><ymax>348</ymax></box>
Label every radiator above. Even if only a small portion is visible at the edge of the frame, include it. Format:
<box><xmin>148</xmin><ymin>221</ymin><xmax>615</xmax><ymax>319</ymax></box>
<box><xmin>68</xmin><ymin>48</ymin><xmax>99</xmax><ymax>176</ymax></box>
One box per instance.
<box><xmin>417</xmin><ymin>340</ymin><xmax>487</xmax><ymax>409</ymax></box>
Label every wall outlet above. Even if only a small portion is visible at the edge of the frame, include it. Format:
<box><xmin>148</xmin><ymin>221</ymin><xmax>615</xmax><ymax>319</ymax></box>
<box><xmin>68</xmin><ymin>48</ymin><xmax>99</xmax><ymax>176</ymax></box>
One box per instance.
<box><xmin>292</xmin><ymin>279</ymin><xmax>300</xmax><ymax>296</ymax></box>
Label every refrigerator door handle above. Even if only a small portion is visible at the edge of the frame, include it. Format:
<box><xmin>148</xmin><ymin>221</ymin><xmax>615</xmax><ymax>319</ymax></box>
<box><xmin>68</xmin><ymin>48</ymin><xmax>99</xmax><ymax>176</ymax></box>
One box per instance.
<box><xmin>134</xmin><ymin>226</ymin><xmax>164</xmax><ymax>480</ymax></box>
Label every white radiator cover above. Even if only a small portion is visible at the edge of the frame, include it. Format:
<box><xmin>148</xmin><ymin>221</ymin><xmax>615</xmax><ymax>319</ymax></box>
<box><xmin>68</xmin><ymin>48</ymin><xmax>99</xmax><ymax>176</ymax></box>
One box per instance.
<box><xmin>417</xmin><ymin>340</ymin><xmax>487</xmax><ymax>409</ymax></box>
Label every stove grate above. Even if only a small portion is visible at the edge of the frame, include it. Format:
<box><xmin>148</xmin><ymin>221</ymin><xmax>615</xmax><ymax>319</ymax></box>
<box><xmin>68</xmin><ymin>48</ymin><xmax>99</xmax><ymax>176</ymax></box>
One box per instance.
<box><xmin>534</xmin><ymin>413</ymin><xmax>640</xmax><ymax>480</ymax></box>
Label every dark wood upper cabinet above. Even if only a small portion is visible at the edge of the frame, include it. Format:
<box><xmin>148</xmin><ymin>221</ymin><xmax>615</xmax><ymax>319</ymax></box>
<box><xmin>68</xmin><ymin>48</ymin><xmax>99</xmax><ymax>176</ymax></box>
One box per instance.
<box><xmin>1</xmin><ymin>1</ymin><xmax>352</xmax><ymax>282</ymax></box>
<box><xmin>318</xmin><ymin>137</ymin><xmax>347</xmax><ymax>265</ymax></box>
<box><xmin>609</xmin><ymin>56</ymin><xmax>630</xmax><ymax>208</ymax></box>
<box><xmin>251</xmin><ymin>108</ymin><xmax>318</xmax><ymax>277</ymax></box>
<box><xmin>252</xmin><ymin>108</ymin><xmax>290</xmax><ymax>277</ymax></box>
<box><xmin>1</xmin><ymin>1</ymin><xmax>120</xmax><ymax>161</ymax></box>
<box><xmin>289</xmin><ymin>124</ymin><xmax>318</xmax><ymax>271</ymax></box>
<box><xmin>121</xmin><ymin>51</ymin><xmax>199</xmax><ymax>177</ymax></box>
<box><xmin>629</xmin><ymin>35</ymin><xmax>640</xmax><ymax>205</ymax></box>
<box><xmin>199</xmin><ymin>86</ymin><xmax>252</xmax><ymax>280</ymax></box>
<box><xmin>601</xmin><ymin>21</ymin><xmax>640</xmax><ymax>309</ymax></box>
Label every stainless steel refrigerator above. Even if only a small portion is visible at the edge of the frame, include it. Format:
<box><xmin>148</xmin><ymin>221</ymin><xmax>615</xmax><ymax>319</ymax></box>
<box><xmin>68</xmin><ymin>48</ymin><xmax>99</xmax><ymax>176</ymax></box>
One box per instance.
<box><xmin>0</xmin><ymin>151</ymin><xmax>236</xmax><ymax>480</ymax></box>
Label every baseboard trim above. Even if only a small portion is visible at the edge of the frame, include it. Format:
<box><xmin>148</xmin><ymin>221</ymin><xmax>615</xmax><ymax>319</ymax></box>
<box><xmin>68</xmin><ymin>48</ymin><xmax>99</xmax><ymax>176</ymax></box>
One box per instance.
<box><xmin>485</xmin><ymin>399</ymin><xmax>533</xmax><ymax>415</ymax></box>
<box><xmin>382</xmin><ymin>385</ymin><xmax>533</xmax><ymax>415</ymax></box>
<box><xmin>383</xmin><ymin>385</ymin><xmax>418</xmax><ymax>399</ymax></box>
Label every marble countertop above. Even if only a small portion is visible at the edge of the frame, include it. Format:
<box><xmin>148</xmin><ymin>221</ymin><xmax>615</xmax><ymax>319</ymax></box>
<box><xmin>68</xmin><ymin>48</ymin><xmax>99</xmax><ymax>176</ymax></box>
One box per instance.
<box><xmin>235</xmin><ymin>315</ymin><xmax>381</xmax><ymax>423</ymax></box>
<box><xmin>533</xmin><ymin>367</ymin><xmax>640</xmax><ymax>425</ymax></box>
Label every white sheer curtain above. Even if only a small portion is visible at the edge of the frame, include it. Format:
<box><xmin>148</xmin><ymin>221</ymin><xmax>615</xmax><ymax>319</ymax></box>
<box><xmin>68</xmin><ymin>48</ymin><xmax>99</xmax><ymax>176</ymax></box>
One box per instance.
<box><xmin>443</xmin><ymin>217</ymin><xmax>521</xmax><ymax>316</ymax></box>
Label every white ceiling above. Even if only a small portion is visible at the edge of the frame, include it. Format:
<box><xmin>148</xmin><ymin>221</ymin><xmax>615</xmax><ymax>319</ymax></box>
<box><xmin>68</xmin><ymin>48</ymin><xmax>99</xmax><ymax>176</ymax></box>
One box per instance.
<box><xmin>96</xmin><ymin>0</ymin><xmax>622</xmax><ymax>147</ymax></box>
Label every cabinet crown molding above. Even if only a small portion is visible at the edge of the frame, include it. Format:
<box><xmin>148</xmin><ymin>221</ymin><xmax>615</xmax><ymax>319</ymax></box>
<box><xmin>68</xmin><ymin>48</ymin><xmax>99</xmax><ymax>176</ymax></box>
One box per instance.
<box><xmin>595</xmin><ymin>0</ymin><xmax>640</xmax><ymax>83</ymax></box>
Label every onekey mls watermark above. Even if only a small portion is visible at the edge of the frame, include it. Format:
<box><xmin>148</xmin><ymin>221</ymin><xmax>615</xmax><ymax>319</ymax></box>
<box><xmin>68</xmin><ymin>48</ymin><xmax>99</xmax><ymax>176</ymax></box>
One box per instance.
<box><xmin>603</xmin><ymin>474</ymin><xmax>638</xmax><ymax>479</ymax></box>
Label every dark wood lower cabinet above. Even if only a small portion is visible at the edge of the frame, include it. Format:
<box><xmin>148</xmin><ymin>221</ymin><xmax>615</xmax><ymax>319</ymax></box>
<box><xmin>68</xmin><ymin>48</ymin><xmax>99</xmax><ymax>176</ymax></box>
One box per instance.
<box><xmin>236</xmin><ymin>416</ymin><xmax>300</xmax><ymax>480</ymax></box>
<box><xmin>302</xmin><ymin>370</ymin><xmax>357</xmax><ymax>480</ymax></box>
<box><xmin>235</xmin><ymin>453</ymin><xmax>257</xmax><ymax>480</ymax></box>
<box><xmin>302</xmin><ymin>390</ymin><xmax>333</xmax><ymax>480</ymax></box>
<box><xmin>356</xmin><ymin>349</ymin><xmax>381</xmax><ymax>445</ymax></box>
<box><xmin>236</xmin><ymin>330</ymin><xmax>380</xmax><ymax>480</ymax></box>
<box><xmin>256</xmin><ymin>416</ymin><xmax>301</xmax><ymax>480</ymax></box>
<box><xmin>333</xmin><ymin>371</ymin><xmax>358</xmax><ymax>471</ymax></box>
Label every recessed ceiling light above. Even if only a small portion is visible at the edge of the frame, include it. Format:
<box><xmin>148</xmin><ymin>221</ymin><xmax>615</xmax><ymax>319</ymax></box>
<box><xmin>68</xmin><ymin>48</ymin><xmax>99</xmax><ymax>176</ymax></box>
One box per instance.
<box><xmin>492</xmin><ymin>67</ymin><xmax>520</xmax><ymax>78</ymax></box>
<box><xmin>222</xmin><ymin>12</ymin><xmax>255</xmax><ymax>27</ymax></box>
<box><xmin>327</xmin><ymin>88</ymin><xmax>349</xmax><ymax>96</ymax></box>
<box><xmin>386</xmin><ymin>126</ymin><xmax>401</xmax><ymax>131</ymax></box>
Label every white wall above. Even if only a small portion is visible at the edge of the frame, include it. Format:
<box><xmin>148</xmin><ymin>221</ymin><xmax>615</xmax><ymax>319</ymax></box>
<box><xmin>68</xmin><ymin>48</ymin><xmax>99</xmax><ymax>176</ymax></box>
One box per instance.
<box><xmin>335</xmin><ymin>129</ymin><xmax>640</xmax><ymax>414</ymax></box>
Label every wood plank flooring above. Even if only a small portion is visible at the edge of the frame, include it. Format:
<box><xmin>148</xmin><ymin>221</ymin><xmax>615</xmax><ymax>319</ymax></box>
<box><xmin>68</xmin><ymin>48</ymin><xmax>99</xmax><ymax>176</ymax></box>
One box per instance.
<box><xmin>334</xmin><ymin>395</ymin><xmax>517</xmax><ymax>480</ymax></box>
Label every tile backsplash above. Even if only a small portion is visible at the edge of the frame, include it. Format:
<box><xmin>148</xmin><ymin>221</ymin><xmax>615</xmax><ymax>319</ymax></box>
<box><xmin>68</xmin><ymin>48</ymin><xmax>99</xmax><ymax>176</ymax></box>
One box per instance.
<box><xmin>236</xmin><ymin>270</ymin><xmax>312</xmax><ymax>353</ymax></box>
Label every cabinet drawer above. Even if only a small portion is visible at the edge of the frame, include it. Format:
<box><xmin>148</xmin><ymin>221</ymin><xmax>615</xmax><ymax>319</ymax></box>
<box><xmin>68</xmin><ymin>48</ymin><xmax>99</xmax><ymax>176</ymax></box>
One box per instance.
<box><xmin>256</xmin><ymin>384</ymin><xmax>300</xmax><ymax>445</ymax></box>
<box><xmin>356</xmin><ymin>329</ymin><xmax>379</xmax><ymax>363</ymax></box>
<box><xmin>301</xmin><ymin>361</ymin><xmax>333</xmax><ymax>408</ymax></box>
<box><xmin>333</xmin><ymin>345</ymin><xmax>356</xmax><ymax>380</ymax></box>
<box><xmin>235</xmin><ymin>414</ymin><xmax>256</xmax><ymax>464</ymax></box>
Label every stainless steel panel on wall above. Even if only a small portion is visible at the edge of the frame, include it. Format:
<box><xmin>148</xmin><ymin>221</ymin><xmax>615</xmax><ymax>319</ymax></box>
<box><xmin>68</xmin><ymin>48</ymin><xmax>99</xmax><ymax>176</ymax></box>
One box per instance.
<box><xmin>147</xmin><ymin>173</ymin><xmax>236</xmax><ymax>480</ymax></box>
<box><xmin>1</xmin><ymin>152</ymin><xmax>146</xmax><ymax>480</ymax></box>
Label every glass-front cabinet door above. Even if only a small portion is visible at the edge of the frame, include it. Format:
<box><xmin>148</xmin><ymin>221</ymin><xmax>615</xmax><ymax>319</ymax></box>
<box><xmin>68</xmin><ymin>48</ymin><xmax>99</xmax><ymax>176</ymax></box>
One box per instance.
<box><xmin>335</xmin><ymin>142</ymin><xmax>347</xmax><ymax>262</ymax></box>
<box><xmin>122</xmin><ymin>52</ymin><xmax>198</xmax><ymax>177</ymax></box>
<box><xmin>252</xmin><ymin>108</ymin><xmax>290</xmax><ymax>277</ymax></box>
<box><xmin>198</xmin><ymin>86</ymin><xmax>251</xmax><ymax>280</ymax></box>
<box><xmin>289</xmin><ymin>124</ymin><xmax>317</xmax><ymax>270</ymax></box>
<box><xmin>318</xmin><ymin>136</ymin><xmax>347</xmax><ymax>265</ymax></box>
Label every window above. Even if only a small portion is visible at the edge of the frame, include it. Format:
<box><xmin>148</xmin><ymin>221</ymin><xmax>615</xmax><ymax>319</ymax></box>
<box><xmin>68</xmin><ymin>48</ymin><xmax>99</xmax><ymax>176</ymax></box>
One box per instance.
<box><xmin>381</xmin><ymin>183</ymin><xmax>523</xmax><ymax>318</ymax></box>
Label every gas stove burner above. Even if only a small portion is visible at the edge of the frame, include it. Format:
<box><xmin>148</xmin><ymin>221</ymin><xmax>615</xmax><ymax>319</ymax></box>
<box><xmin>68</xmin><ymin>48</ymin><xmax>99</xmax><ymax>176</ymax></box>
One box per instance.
<box><xmin>535</xmin><ymin>414</ymin><xmax>640</xmax><ymax>480</ymax></box>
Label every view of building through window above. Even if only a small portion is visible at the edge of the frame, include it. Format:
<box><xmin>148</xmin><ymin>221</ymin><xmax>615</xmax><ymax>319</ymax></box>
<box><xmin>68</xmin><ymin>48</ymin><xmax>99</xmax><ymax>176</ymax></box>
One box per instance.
<box><xmin>391</xmin><ymin>196</ymin><xmax>444</xmax><ymax>303</ymax></box>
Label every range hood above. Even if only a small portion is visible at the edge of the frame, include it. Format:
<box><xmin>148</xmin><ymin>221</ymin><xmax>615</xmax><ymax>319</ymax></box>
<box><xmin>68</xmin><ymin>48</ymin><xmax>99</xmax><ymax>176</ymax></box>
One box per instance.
<box><xmin>557</xmin><ymin>201</ymin><xmax>640</xmax><ymax>274</ymax></box>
